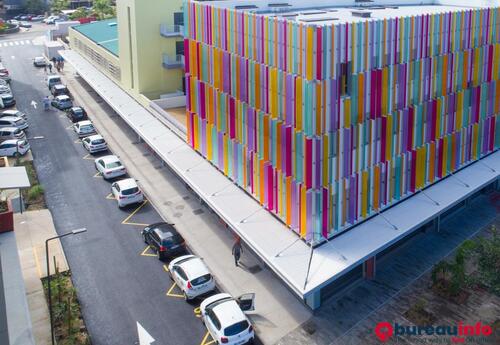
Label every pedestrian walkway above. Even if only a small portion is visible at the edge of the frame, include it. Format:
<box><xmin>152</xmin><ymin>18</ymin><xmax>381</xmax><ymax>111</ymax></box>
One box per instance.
<box><xmin>14</xmin><ymin>209</ymin><xmax>69</xmax><ymax>345</ymax></box>
<box><xmin>0</xmin><ymin>39</ymin><xmax>33</xmax><ymax>47</ymax></box>
<box><xmin>60</xmin><ymin>56</ymin><xmax>312</xmax><ymax>345</ymax></box>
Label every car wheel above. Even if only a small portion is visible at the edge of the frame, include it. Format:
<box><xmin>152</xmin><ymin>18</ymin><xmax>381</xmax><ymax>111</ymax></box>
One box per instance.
<box><xmin>142</xmin><ymin>233</ymin><xmax>147</xmax><ymax>244</ymax></box>
<box><xmin>157</xmin><ymin>251</ymin><xmax>162</xmax><ymax>261</ymax></box>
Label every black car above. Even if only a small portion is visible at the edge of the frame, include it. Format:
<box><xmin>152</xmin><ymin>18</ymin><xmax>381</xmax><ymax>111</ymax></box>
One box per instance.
<box><xmin>67</xmin><ymin>106</ymin><xmax>87</xmax><ymax>122</ymax></box>
<box><xmin>141</xmin><ymin>223</ymin><xmax>186</xmax><ymax>260</ymax></box>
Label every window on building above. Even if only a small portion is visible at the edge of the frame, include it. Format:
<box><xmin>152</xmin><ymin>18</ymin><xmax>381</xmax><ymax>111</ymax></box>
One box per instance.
<box><xmin>176</xmin><ymin>41</ymin><xmax>184</xmax><ymax>56</ymax></box>
<box><xmin>174</xmin><ymin>12</ymin><xmax>184</xmax><ymax>26</ymax></box>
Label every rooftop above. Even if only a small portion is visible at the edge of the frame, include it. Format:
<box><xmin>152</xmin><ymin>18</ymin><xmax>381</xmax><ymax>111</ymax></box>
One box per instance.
<box><xmin>195</xmin><ymin>0</ymin><xmax>491</xmax><ymax>24</ymax></box>
<box><xmin>72</xmin><ymin>18</ymin><xmax>119</xmax><ymax>56</ymax></box>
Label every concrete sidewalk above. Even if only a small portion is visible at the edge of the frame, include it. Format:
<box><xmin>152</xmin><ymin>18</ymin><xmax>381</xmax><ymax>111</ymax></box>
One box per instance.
<box><xmin>62</xmin><ymin>65</ymin><xmax>311</xmax><ymax>344</ymax></box>
<box><xmin>14</xmin><ymin>209</ymin><xmax>69</xmax><ymax>345</ymax></box>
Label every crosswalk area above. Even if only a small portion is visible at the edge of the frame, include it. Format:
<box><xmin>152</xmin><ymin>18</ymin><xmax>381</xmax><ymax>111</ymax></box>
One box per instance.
<box><xmin>0</xmin><ymin>40</ymin><xmax>34</xmax><ymax>47</ymax></box>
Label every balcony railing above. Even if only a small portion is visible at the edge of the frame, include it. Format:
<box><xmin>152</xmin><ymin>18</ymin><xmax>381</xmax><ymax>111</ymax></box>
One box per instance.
<box><xmin>162</xmin><ymin>54</ymin><xmax>184</xmax><ymax>69</ymax></box>
<box><xmin>160</xmin><ymin>24</ymin><xmax>184</xmax><ymax>37</ymax></box>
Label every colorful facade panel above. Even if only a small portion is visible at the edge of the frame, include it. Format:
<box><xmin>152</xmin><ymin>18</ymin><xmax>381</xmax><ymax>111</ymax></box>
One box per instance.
<box><xmin>184</xmin><ymin>1</ymin><xmax>500</xmax><ymax>242</ymax></box>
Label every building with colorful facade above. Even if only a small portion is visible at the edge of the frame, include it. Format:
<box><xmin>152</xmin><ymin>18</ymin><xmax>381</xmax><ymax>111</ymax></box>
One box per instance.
<box><xmin>184</xmin><ymin>0</ymin><xmax>500</xmax><ymax>245</ymax></box>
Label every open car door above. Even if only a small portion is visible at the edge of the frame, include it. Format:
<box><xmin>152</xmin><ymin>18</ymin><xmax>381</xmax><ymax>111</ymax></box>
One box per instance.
<box><xmin>237</xmin><ymin>293</ymin><xmax>255</xmax><ymax>312</ymax></box>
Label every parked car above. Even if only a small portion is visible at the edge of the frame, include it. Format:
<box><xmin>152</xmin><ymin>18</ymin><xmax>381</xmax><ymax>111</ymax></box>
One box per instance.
<box><xmin>1</xmin><ymin>110</ymin><xmax>27</xmax><ymax>120</ymax></box>
<box><xmin>67</xmin><ymin>106</ymin><xmax>87</xmax><ymax>122</ymax></box>
<box><xmin>31</xmin><ymin>15</ymin><xmax>45</xmax><ymax>22</ymax></box>
<box><xmin>51</xmin><ymin>95</ymin><xmax>73</xmax><ymax>110</ymax></box>
<box><xmin>51</xmin><ymin>84</ymin><xmax>70</xmax><ymax>97</ymax></box>
<box><xmin>8</xmin><ymin>19</ymin><xmax>20</xmax><ymax>25</ymax></box>
<box><xmin>45</xmin><ymin>16</ymin><xmax>60</xmax><ymax>24</ymax></box>
<box><xmin>0</xmin><ymin>139</ymin><xmax>30</xmax><ymax>157</ymax></box>
<box><xmin>200</xmin><ymin>293</ymin><xmax>255</xmax><ymax>345</ymax></box>
<box><xmin>46</xmin><ymin>75</ymin><xmax>61</xmax><ymax>89</ymax></box>
<box><xmin>168</xmin><ymin>255</ymin><xmax>216</xmax><ymax>301</ymax></box>
<box><xmin>111</xmin><ymin>178</ymin><xmax>144</xmax><ymax>208</ymax></box>
<box><xmin>0</xmin><ymin>65</ymin><xmax>9</xmax><ymax>76</ymax></box>
<box><xmin>0</xmin><ymin>73</ymin><xmax>11</xmax><ymax>83</ymax></box>
<box><xmin>82</xmin><ymin>134</ymin><xmax>108</xmax><ymax>154</ymax></box>
<box><xmin>0</xmin><ymin>85</ymin><xmax>11</xmax><ymax>95</ymax></box>
<box><xmin>0</xmin><ymin>127</ymin><xmax>26</xmax><ymax>142</ymax></box>
<box><xmin>19</xmin><ymin>22</ymin><xmax>32</xmax><ymax>28</ymax></box>
<box><xmin>0</xmin><ymin>116</ymin><xmax>28</xmax><ymax>131</ymax></box>
<box><xmin>33</xmin><ymin>56</ymin><xmax>47</xmax><ymax>67</ymax></box>
<box><xmin>73</xmin><ymin>120</ymin><xmax>96</xmax><ymax>137</ymax></box>
<box><xmin>19</xmin><ymin>15</ymin><xmax>28</xmax><ymax>21</ymax></box>
<box><xmin>0</xmin><ymin>79</ymin><xmax>9</xmax><ymax>87</ymax></box>
<box><xmin>0</xmin><ymin>94</ymin><xmax>16</xmax><ymax>109</ymax></box>
<box><xmin>142</xmin><ymin>222</ymin><xmax>186</xmax><ymax>260</ymax></box>
<box><xmin>94</xmin><ymin>155</ymin><xmax>127</xmax><ymax>180</ymax></box>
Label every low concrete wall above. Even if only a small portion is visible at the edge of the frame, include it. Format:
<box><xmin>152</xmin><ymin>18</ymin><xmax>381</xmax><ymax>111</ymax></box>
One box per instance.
<box><xmin>149</xmin><ymin>101</ymin><xmax>186</xmax><ymax>137</ymax></box>
<box><xmin>156</xmin><ymin>94</ymin><xmax>186</xmax><ymax>109</ymax></box>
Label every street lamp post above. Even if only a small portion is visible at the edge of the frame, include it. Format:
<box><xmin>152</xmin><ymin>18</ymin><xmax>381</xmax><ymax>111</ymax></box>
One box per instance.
<box><xmin>45</xmin><ymin>228</ymin><xmax>87</xmax><ymax>345</ymax></box>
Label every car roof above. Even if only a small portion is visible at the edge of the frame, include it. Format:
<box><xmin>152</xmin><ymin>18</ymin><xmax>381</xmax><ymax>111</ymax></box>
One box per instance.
<box><xmin>0</xmin><ymin>116</ymin><xmax>21</xmax><ymax>121</ymax></box>
<box><xmin>100</xmin><ymin>155</ymin><xmax>120</xmax><ymax>164</ymax></box>
<box><xmin>177</xmin><ymin>256</ymin><xmax>210</xmax><ymax>280</ymax></box>
<box><xmin>86</xmin><ymin>134</ymin><xmax>103</xmax><ymax>141</ymax></box>
<box><xmin>71</xmin><ymin>106</ymin><xmax>83</xmax><ymax>111</ymax></box>
<box><xmin>149</xmin><ymin>222</ymin><xmax>178</xmax><ymax>234</ymax></box>
<box><xmin>77</xmin><ymin>120</ymin><xmax>92</xmax><ymax>126</ymax></box>
<box><xmin>115</xmin><ymin>178</ymin><xmax>138</xmax><ymax>189</ymax></box>
<box><xmin>34</xmin><ymin>56</ymin><xmax>44</xmax><ymax>60</ymax></box>
<box><xmin>0</xmin><ymin>127</ymin><xmax>19</xmax><ymax>132</ymax></box>
<box><xmin>0</xmin><ymin>94</ymin><xmax>13</xmax><ymax>98</ymax></box>
<box><xmin>1</xmin><ymin>110</ymin><xmax>21</xmax><ymax>115</ymax></box>
<box><xmin>54</xmin><ymin>84</ymin><xmax>66</xmax><ymax>89</ymax></box>
<box><xmin>211</xmin><ymin>298</ymin><xmax>246</xmax><ymax>327</ymax></box>
<box><xmin>56</xmin><ymin>95</ymin><xmax>70</xmax><ymax>100</ymax></box>
<box><xmin>0</xmin><ymin>139</ymin><xmax>20</xmax><ymax>145</ymax></box>
<box><xmin>47</xmin><ymin>75</ymin><xmax>60</xmax><ymax>80</ymax></box>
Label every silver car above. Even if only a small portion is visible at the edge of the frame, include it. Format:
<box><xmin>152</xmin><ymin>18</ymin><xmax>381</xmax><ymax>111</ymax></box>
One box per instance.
<box><xmin>0</xmin><ymin>127</ymin><xmax>26</xmax><ymax>141</ymax></box>
<box><xmin>0</xmin><ymin>116</ymin><xmax>28</xmax><ymax>131</ymax></box>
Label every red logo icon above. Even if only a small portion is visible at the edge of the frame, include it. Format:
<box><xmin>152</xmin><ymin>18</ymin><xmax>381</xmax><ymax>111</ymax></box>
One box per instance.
<box><xmin>375</xmin><ymin>322</ymin><xmax>394</xmax><ymax>342</ymax></box>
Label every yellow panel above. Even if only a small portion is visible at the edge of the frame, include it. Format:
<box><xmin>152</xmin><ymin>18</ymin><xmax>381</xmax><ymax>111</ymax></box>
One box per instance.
<box><xmin>300</xmin><ymin>185</ymin><xmax>307</xmax><ymax>237</ymax></box>
<box><xmin>306</xmin><ymin>26</ymin><xmax>314</xmax><ymax>80</ymax></box>
<box><xmin>295</xmin><ymin>77</ymin><xmax>303</xmax><ymax>131</ymax></box>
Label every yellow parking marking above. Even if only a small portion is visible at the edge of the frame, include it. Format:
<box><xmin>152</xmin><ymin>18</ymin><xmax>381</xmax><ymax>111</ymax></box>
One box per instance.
<box><xmin>194</xmin><ymin>307</ymin><xmax>201</xmax><ymax>318</ymax></box>
<box><xmin>166</xmin><ymin>282</ymin><xmax>184</xmax><ymax>298</ymax></box>
<box><xmin>200</xmin><ymin>332</ymin><xmax>216</xmax><ymax>345</ymax></box>
<box><xmin>121</xmin><ymin>200</ymin><xmax>149</xmax><ymax>226</ymax></box>
<box><xmin>105</xmin><ymin>193</ymin><xmax>115</xmax><ymax>200</ymax></box>
<box><xmin>59</xmin><ymin>114</ymin><xmax>66</xmax><ymax>118</ymax></box>
<box><xmin>66</xmin><ymin>124</ymin><xmax>74</xmax><ymax>130</ymax></box>
<box><xmin>163</xmin><ymin>264</ymin><xmax>169</xmax><ymax>272</ymax></box>
<box><xmin>74</xmin><ymin>139</ymin><xmax>81</xmax><ymax>144</ymax></box>
<box><xmin>82</xmin><ymin>153</ymin><xmax>93</xmax><ymax>160</ymax></box>
<box><xmin>93</xmin><ymin>171</ymin><xmax>102</xmax><ymax>178</ymax></box>
<box><xmin>140</xmin><ymin>245</ymin><xmax>157</xmax><ymax>257</ymax></box>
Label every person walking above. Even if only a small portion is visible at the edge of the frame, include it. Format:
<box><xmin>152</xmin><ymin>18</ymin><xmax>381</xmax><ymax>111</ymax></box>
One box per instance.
<box><xmin>43</xmin><ymin>63</ymin><xmax>47</xmax><ymax>73</ymax></box>
<box><xmin>48</xmin><ymin>63</ymin><xmax>53</xmax><ymax>73</ymax></box>
<box><xmin>232</xmin><ymin>239</ymin><xmax>242</xmax><ymax>267</ymax></box>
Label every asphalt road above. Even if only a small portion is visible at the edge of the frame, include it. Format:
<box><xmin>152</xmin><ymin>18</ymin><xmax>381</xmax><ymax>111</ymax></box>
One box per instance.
<box><xmin>1</xmin><ymin>31</ymin><xmax>210</xmax><ymax>345</ymax></box>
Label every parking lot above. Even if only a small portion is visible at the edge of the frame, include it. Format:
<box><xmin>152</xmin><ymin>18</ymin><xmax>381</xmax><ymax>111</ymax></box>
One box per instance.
<box><xmin>1</xmin><ymin>31</ymin><xmax>229</xmax><ymax>345</ymax></box>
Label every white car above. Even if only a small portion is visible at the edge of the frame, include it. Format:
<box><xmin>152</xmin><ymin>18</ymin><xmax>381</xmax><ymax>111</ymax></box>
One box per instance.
<box><xmin>0</xmin><ymin>85</ymin><xmax>11</xmax><ymax>95</ymax></box>
<box><xmin>0</xmin><ymin>116</ymin><xmax>28</xmax><ymax>131</ymax></box>
<box><xmin>82</xmin><ymin>134</ymin><xmax>108</xmax><ymax>154</ymax></box>
<box><xmin>200</xmin><ymin>293</ymin><xmax>255</xmax><ymax>345</ymax></box>
<box><xmin>111</xmin><ymin>178</ymin><xmax>144</xmax><ymax>207</ymax></box>
<box><xmin>1</xmin><ymin>109</ymin><xmax>27</xmax><ymax>120</ymax></box>
<box><xmin>0</xmin><ymin>139</ymin><xmax>30</xmax><ymax>157</ymax></box>
<box><xmin>33</xmin><ymin>56</ymin><xmax>47</xmax><ymax>67</ymax></box>
<box><xmin>74</xmin><ymin>120</ymin><xmax>96</xmax><ymax>138</ymax></box>
<box><xmin>95</xmin><ymin>155</ymin><xmax>127</xmax><ymax>180</ymax></box>
<box><xmin>168</xmin><ymin>255</ymin><xmax>216</xmax><ymax>301</ymax></box>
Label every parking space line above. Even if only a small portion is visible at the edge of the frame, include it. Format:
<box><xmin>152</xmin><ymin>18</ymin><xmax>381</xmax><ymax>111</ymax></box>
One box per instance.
<box><xmin>121</xmin><ymin>200</ymin><xmax>148</xmax><ymax>225</ymax></box>
<box><xmin>74</xmin><ymin>139</ymin><xmax>82</xmax><ymax>144</ymax></box>
<box><xmin>140</xmin><ymin>246</ymin><xmax>156</xmax><ymax>257</ymax></box>
<box><xmin>93</xmin><ymin>172</ymin><xmax>102</xmax><ymax>178</ymax></box>
<box><xmin>165</xmin><ymin>282</ymin><xmax>184</xmax><ymax>298</ymax></box>
<box><xmin>82</xmin><ymin>154</ymin><xmax>94</xmax><ymax>160</ymax></box>
<box><xmin>163</xmin><ymin>265</ymin><xmax>169</xmax><ymax>272</ymax></box>
<box><xmin>200</xmin><ymin>332</ymin><xmax>216</xmax><ymax>345</ymax></box>
<box><xmin>105</xmin><ymin>193</ymin><xmax>115</xmax><ymax>200</ymax></box>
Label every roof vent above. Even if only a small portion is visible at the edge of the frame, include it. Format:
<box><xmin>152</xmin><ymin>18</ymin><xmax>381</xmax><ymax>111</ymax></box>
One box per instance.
<box><xmin>351</xmin><ymin>10</ymin><xmax>371</xmax><ymax>18</ymax></box>
<box><xmin>108</xmin><ymin>22</ymin><xmax>117</xmax><ymax>27</ymax></box>
<box><xmin>300</xmin><ymin>17</ymin><xmax>338</xmax><ymax>23</ymax></box>
<box><xmin>268</xmin><ymin>3</ymin><xmax>291</xmax><ymax>7</ymax></box>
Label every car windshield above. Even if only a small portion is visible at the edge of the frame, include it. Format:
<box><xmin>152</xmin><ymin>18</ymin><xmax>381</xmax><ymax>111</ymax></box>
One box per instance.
<box><xmin>15</xmin><ymin>119</ymin><xmax>24</xmax><ymax>125</ymax></box>
<box><xmin>81</xmin><ymin>125</ymin><xmax>93</xmax><ymax>131</ymax></box>
<box><xmin>224</xmin><ymin>320</ymin><xmax>249</xmax><ymax>337</ymax></box>
<box><xmin>162</xmin><ymin>234</ymin><xmax>183</xmax><ymax>246</ymax></box>
<box><xmin>106</xmin><ymin>161</ymin><xmax>122</xmax><ymax>169</ymax></box>
<box><xmin>51</xmin><ymin>78</ymin><xmax>61</xmax><ymax>83</ymax></box>
<box><xmin>74</xmin><ymin>109</ymin><xmax>83</xmax><ymax>115</ymax></box>
<box><xmin>191</xmin><ymin>274</ymin><xmax>211</xmax><ymax>286</ymax></box>
<box><xmin>122</xmin><ymin>187</ymin><xmax>139</xmax><ymax>196</ymax></box>
<box><xmin>92</xmin><ymin>139</ymin><xmax>105</xmax><ymax>144</ymax></box>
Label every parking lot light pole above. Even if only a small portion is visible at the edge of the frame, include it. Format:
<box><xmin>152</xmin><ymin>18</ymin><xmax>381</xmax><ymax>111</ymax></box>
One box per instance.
<box><xmin>46</xmin><ymin>228</ymin><xmax>87</xmax><ymax>345</ymax></box>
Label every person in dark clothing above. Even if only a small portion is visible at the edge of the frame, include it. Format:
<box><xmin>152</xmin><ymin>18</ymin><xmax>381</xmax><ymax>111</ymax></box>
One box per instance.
<box><xmin>232</xmin><ymin>239</ymin><xmax>242</xmax><ymax>267</ymax></box>
<box><xmin>48</xmin><ymin>63</ymin><xmax>53</xmax><ymax>73</ymax></box>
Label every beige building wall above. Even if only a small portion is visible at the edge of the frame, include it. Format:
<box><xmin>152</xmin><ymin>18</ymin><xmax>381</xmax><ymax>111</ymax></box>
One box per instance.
<box><xmin>117</xmin><ymin>0</ymin><xmax>184</xmax><ymax>100</ymax></box>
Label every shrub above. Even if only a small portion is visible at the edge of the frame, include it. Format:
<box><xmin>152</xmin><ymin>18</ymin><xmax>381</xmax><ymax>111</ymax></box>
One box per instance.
<box><xmin>28</xmin><ymin>185</ymin><xmax>44</xmax><ymax>201</ymax></box>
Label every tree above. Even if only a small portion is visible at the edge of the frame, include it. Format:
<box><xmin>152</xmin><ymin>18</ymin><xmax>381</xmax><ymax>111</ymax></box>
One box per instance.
<box><xmin>69</xmin><ymin>7</ymin><xmax>90</xmax><ymax>20</ymax></box>
<box><xmin>51</xmin><ymin>0</ymin><xmax>70</xmax><ymax>15</ymax></box>
<box><xmin>24</xmin><ymin>0</ymin><xmax>48</xmax><ymax>14</ymax></box>
<box><xmin>92</xmin><ymin>0</ymin><xmax>115</xmax><ymax>20</ymax></box>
